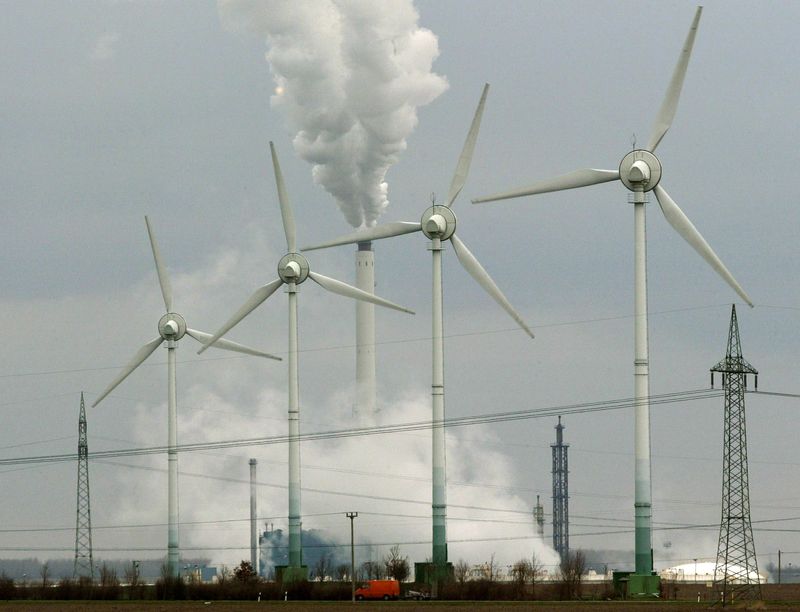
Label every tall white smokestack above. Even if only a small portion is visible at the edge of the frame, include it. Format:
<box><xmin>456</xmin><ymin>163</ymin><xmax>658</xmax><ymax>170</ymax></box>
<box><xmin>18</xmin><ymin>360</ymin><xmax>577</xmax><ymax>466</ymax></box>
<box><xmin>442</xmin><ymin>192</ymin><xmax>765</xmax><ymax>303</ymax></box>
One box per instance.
<box><xmin>355</xmin><ymin>242</ymin><xmax>376</xmax><ymax>423</ymax></box>
<box><xmin>249</xmin><ymin>458</ymin><xmax>257</xmax><ymax>571</ymax></box>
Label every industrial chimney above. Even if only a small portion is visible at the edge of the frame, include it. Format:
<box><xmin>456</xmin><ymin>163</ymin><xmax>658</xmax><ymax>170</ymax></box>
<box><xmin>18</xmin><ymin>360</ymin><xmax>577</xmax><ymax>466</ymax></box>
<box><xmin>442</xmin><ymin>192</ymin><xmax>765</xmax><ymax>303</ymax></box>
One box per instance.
<box><xmin>551</xmin><ymin>417</ymin><xmax>569</xmax><ymax>561</ymax></box>
<box><xmin>355</xmin><ymin>242</ymin><xmax>376</xmax><ymax>423</ymax></box>
<box><xmin>249</xmin><ymin>458</ymin><xmax>257</xmax><ymax>571</ymax></box>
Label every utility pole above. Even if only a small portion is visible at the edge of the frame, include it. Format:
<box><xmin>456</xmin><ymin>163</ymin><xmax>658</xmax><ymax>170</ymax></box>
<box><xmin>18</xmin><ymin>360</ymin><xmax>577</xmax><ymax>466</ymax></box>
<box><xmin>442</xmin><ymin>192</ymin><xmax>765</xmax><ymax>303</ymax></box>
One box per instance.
<box><xmin>73</xmin><ymin>393</ymin><xmax>94</xmax><ymax>580</ymax></box>
<box><xmin>346</xmin><ymin>512</ymin><xmax>358</xmax><ymax>602</ymax></box>
<box><xmin>711</xmin><ymin>305</ymin><xmax>761</xmax><ymax>604</ymax></box>
<box><xmin>778</xmin><ymin>550</ymin><xmax>781</xmax><ymax>584</ymax></box>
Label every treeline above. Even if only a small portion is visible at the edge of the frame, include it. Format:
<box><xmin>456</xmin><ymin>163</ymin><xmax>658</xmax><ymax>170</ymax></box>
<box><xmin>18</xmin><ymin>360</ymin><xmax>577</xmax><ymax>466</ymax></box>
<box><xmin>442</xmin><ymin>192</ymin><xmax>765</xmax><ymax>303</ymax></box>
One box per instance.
<box><xmin>0</xmin><ymin>552</ymin><xmax>618</xmax><ymax>602</ymax></box>
<box><xmin>0</xmin><ymin>575</ymin><xmax>615</xmax><ymax>602</ymax></box>
<box><xmin>0</xmin><ymin>557</ymin><xmax>209</xmax><ymax>582</ymax></box>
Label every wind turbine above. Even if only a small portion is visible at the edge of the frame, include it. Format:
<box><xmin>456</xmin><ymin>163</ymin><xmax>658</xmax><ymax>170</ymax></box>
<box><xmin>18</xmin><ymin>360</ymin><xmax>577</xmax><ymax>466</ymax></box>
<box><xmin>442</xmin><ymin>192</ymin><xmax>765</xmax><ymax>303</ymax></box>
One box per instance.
<box><xmin>198</xmin><ymin>141</ymin><xmax>414</xmax><ymax>581</ymax></box>
<box><xmin>473</xmin><ymin>7</ymin><xmax>752</xmax><ymax>588</ymax></box>
<box><xmin>92</xmin><ymin>216</ymin><xmax>280</xmax><ymax>577</ymax></box>
<box><xmin>303</xmin><ymin>84</ymin><xmax>533</xmax><ymax>580</ymax></box>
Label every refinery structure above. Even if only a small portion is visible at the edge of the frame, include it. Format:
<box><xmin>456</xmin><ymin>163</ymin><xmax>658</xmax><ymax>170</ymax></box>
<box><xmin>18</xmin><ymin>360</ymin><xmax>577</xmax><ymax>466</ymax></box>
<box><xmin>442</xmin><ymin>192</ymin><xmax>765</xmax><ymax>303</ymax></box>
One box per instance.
<box><xmin>3</xmin><ymin>1</ymin><xmax>800</xmax><ymax>605</ymax></box>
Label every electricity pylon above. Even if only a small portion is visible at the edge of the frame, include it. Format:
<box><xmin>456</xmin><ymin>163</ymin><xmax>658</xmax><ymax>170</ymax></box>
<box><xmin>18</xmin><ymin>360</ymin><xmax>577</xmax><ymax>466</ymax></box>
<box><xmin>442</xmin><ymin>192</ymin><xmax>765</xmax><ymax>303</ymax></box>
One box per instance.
<box><xmin>74</xmin><ymin>392</ymin><xmax>94</xmax><ymax>580</ymax></box>
<box><xmin>711</xmin><ymin>305</ymin><xmax>761</xmax><ymax>604</ymax></box>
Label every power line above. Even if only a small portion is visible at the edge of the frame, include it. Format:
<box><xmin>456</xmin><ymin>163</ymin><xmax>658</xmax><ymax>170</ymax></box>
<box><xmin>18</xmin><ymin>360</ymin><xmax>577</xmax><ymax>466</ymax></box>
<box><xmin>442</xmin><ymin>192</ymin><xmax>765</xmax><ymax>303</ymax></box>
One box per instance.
<box><xmin>6</xmin><ymin>521</ymin><xmax>800</xmax><ymax>556</ymax></box>
<box><xmin>751</xmin><ymin>390</ymin><xmax>800</xmax><ymax>399</ymax></box>
<box><xmin>0</xmin><ymin>388</ymin><xmax>723</xmax><ymax>467</ymax></box>
<box><xmin>0</xmin><ymin>302</ymin><xmax>747</xmax><ymax>383</ymax></box>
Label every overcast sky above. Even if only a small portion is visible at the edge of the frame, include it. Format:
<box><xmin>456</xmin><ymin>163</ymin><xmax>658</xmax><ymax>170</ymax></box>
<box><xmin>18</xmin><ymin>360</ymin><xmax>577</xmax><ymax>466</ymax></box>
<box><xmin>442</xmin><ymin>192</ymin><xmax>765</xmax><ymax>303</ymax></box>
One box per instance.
<box><xmin>2</xmin><ymin>0</ymin><xmax>800</xmax><ymax>576</ymax></box>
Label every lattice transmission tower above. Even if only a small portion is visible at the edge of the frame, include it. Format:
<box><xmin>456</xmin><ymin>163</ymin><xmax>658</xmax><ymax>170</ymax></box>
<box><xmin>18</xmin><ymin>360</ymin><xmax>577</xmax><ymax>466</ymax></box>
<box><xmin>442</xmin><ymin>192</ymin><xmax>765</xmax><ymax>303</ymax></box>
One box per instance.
<box><xmin>711</xmin><ymin>305</ymin><xmax>761</xmax><ymax>604</ymax></box>
<box><xmin>74</xmin><ymin>392</ymin><xmax>94</xmax><ymax>580</ymax></box>
<box><xmin>551</xmin><ymin>416</ymin><xmax>569</xmax><ymax>561</ymax></box>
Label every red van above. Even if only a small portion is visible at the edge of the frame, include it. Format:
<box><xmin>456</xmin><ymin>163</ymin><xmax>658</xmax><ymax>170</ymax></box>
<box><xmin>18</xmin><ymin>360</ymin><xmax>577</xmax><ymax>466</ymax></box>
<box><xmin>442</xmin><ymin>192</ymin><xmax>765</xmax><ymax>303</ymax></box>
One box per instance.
<box><xmin>355</xmin><ymin>579</ymin><xmax>400</xmax><ymax>600</ymax></box>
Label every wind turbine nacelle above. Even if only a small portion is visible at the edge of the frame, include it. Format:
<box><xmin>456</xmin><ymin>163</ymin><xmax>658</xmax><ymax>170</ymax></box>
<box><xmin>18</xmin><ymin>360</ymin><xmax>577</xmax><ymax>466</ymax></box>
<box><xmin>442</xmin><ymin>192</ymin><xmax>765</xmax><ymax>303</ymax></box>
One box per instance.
<box><xmin>158</xmin><ymin>313</ymin><xmax>187</xmax><ymax>340</ymax></box>
<box><xmin>619</xmin><ymin>149</ymin><xmax>662</xmax><ymax>193</ymax></box>
<box><xmin>278</xmin><ymin>253</ymin><xmax>310</xmax><ymax>284</ymax></box>
<box><xmin>420</xmin><ymin>206</ymin><xmax>456</xmax><ymax>240</ymax></box>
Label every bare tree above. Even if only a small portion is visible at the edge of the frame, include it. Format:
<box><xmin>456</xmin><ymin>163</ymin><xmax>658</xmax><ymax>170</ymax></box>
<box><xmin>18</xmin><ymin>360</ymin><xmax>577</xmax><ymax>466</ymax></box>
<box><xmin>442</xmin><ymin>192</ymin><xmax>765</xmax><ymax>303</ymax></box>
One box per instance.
<box><xmin>312</xmin><ymin>553</ymin><xmax>332</xmax><ymax>582</ymax></box>
<box><xmin>157</xmin><ymin>563</ymin><xmax>177</xmax><ymax>599</ymax></box>
<box><xmin>454</xmin><ymin>559</ymin><xmax>470</xmax><ymax>586</ymax></box>
<box><xmin>217</xmin><ymin>564</ymin><xmax>232</xmax><ymax>586</ymax></box>
<box><xmin>39</xmin><ymin>562</ymin><xmax>50</xmax><ymax>590</ymax></box>
<box><xmin>484</xmin><ymin>553</ymin><xmax>501</xmax><ymax>583</ymax></box>
<box><xmin>123</xmin><ymin>562</ymin><xmax>139</xmax><ymax>587</ymax></box>
<box><xmin>360</xmin><ymin>560</ymin><xmax>385</xmax><ymax>580</ymax></box>
<box><xmin>124</xmin><ymin>561</ymin><xmax>143</xmax><ymax>599</ymax></box>
<box><xmin>99</xmin><ymin>562</ymin><xmax>121</xmax><ymax>599</ymax></box>
<box><xmin>334</xmin><ymin>563</ymin><xmax>349</xmax><ymax>581</ymax></box>
<box><xmin>384</xmin><ymin>545</ymin><xmax>410</xmax><ymax>582</ymax></box>
<box><xmin>558</xmin><ymin>550</ymin><xmax>586</xmax><ymax>600</ymax></box>
<box><xmin>99</xmin><ymin>562</ymin><xmax>118</xmax><ymax>588</ymax></box>
<box><xmin>0</xmin><ymin>573</ymin><xmax>16</xmax><ymax>599</ymax></box>
<box><xmin>510</xmin><ymin>558</ymin><xmax>530</xmax><ymax>597</ymax></box>
<box><xmin>509</xmin><ymin>554</ymin><xmax>547</xmax><ymax>599</ymax></box>
<box><xmin>529</xmin><ymin>552</ymin><xmax>546</xmax><ymax>598</ymax></box>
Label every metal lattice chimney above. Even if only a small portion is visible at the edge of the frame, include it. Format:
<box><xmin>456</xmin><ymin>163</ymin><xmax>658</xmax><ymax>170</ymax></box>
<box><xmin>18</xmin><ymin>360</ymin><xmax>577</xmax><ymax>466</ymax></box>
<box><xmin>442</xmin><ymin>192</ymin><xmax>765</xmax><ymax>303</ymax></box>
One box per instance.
<box><xmin>551</xmin><ymin>416</ymin><xmax>569</xmax><ymax>562</ymax></box>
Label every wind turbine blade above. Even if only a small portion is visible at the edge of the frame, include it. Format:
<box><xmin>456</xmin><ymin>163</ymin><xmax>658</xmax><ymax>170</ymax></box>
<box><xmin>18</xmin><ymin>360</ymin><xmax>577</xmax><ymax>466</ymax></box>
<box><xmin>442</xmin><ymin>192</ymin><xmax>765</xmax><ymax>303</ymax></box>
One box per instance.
<box><xmin>450</xmin><ymin>233</ymin><xmax>534</xmax><ymax>338</ymax></box>
<box><xmin>445</xmin><ymin>83</ymin><xmax>489</xmax><ymax>208</ymax></box>
<box><xmin>270</xmin><ymin>141</ymin><xmax>296</xmax><ymax>252</ymax></box>
<box><xmin>646</xmin><ymin>6</ymin><xmax>703</xmax><ymax>152</ymax></box>
<box><xmin>197</xmin><ymin>278</ymin><xmax>284</xmax><ymax>355</ymax></box>
<box><xmin>186</xmin><ymin>328</ymin><xmax>282</xmax><ymax>361</ymax></box>
<box><xmin>653</xmin><ymin>184</ymin><xmax>753</xmax><ymax>306</ymax></box>
<box><xmin>302</xmin><ymin>222</ymin><xmax>421</xmax><ymax>251</ymax></box>
<box><xmin>472</xmin><ymin>169</ymin><xmax>619</xmax><ymax>204</ymax></box>
<box><xmin>144</xmin><ymin>216</ymin><xmax>173</xmax><ymax>312</ymax></box>
<box><xmin>92</xmin><ymin>336</ymin><xmax>163</xmax><ymax>407</ymax></box>
<box><xmin>308</xmin><ymin>271</ymin><xmax>415</xmax><ymax>315</ymax></box>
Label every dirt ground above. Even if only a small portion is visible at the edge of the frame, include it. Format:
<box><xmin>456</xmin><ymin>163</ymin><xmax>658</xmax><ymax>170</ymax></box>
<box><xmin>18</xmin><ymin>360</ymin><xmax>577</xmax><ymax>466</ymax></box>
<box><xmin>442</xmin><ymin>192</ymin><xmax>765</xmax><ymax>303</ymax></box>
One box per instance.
<box><xmin>0</xmin><ymin>601</ymin><xmax>798</xmax><ymax>611</ymax></box>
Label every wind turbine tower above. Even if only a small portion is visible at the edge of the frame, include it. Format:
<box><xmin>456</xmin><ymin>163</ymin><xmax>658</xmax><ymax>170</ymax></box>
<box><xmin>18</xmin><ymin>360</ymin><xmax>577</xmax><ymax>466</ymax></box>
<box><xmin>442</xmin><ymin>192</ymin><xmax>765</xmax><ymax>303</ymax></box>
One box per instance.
<box><xmin>200</xmin><ymin>142</ymin><xmax>414</xmax><ymax>582</ymax></box>
<box><xmin>93</xmin><ymin>217</ymin><xmax>279</xmax><ymax>577</ymax></box>
<box><xmin>73</xmin><ymin>392</ymin><xmax>94</xmax><ymax>580</ymax></box>
<box><xmin>474</xmin><ymin>7</ymin><xmax>751</xmax><ymax>594</ymax></box>
<box><xmin>551</xmin><ymin>416</ymin><xmax>569</xmax><ymax>562</ymax></box>
<box><xmin>711</xmin><ymin>305</ymin><xmax>761</xmax><ymax>604</ymax></box>
<box><xmin>304</xmin><ymin>85</ymin><xmax>533</xmax><ymax>586</ymax></box>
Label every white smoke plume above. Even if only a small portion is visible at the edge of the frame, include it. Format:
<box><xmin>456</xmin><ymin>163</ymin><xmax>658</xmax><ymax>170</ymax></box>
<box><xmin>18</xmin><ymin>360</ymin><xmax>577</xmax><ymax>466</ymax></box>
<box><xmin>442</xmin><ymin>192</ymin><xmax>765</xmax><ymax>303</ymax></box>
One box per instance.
<box><xmin>219</xmin><ymin>0</ymin><xmax>448</xmax><ymax>228</ymax></box>
<box><xmin>1</xmin><ymin>228</ymin><xmax>559</xmax><ymax>572</ymax></box>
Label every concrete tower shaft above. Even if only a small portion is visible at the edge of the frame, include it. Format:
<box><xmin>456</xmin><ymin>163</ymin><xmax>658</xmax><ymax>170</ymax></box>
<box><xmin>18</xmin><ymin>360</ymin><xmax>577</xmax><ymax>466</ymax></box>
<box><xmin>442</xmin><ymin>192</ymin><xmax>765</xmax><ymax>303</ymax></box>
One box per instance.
<box><xmin>355</xmin><ymin>242</ymin><xmax>376</xmax><ymax>423</ymax></box>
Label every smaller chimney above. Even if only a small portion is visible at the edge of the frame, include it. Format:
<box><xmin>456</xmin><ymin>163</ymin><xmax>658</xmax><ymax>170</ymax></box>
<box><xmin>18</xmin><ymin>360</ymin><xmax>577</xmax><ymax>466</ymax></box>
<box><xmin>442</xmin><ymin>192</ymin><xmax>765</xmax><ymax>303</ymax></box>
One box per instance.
<box><xmin>249</xmin><ymin>459</ymin><xmax>257</xmax><ymax>572</ymax></box>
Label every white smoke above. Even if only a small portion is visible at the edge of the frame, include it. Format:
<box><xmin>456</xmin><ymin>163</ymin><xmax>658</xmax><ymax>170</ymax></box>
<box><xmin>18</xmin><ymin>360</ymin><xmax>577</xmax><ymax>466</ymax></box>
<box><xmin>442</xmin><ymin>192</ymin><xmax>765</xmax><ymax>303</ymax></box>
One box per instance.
<box><xmin>219</xmin><ymin>0</ymin><xmax>448</xmax><ymax>228</ymax></box>
<box><xmin>0</xmin><ymin>228</ymin><xmax>550</xmax><ymax>573</ymax></box>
